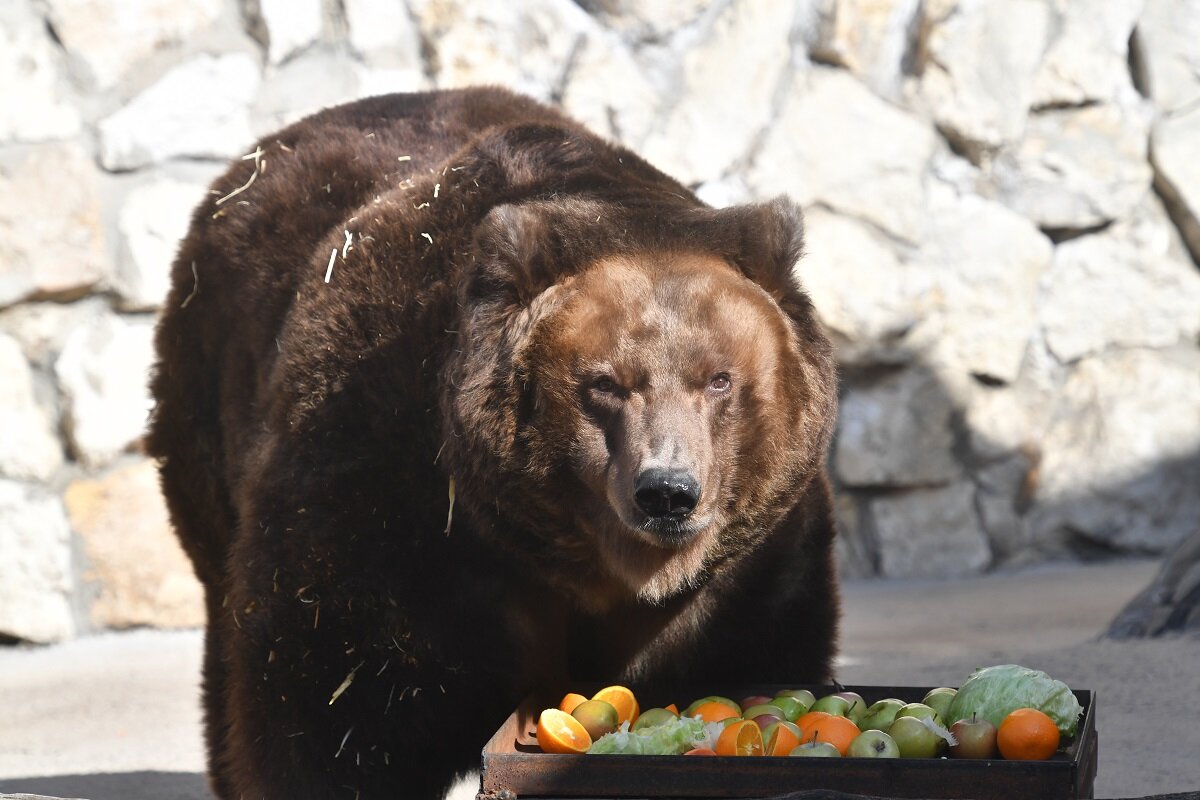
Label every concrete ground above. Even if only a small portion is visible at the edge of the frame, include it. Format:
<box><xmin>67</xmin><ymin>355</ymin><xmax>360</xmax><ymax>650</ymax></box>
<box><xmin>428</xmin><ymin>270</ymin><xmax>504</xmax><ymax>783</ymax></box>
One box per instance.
<box><xmin>3</xmin><ymin>557</ymin><xmax>1197</xmax><ymax>799</ymax></box>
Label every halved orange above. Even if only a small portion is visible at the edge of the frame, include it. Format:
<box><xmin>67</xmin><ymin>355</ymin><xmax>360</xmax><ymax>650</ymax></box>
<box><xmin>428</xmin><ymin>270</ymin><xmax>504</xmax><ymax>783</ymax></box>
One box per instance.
<box><xmin>592</xmin><ymin>685</ymin><xmax>640</xmax><ymax>725</ymax></box>
<box><xmin>803</xmin><ymin>715</ymin><xmax>860</xmax><ymax>756</ymax></box>
<box><xmin>716</xmin><ymin>719</ymin><xmax>765</xmax><ymax>756</ymax></box>
<box><xmin>689</xmin><ymin>701</ymin><xmax>741</xmax><ymax>724</ymax></box>
<box><xmin>795</xmin><ymin>710</ymin><xmax>832</xmax><ymax>737</ymax></box>
<box><xmin>765</xmin><ymin>720</ymin><xmax>802</xmax><ymax>756</ymax></box>
<box><xmin>537</xmin><ymin>708</ymin><xmax>592</xmax><ymax>754</ymax></box>
<box><xmin>558</xmin><ymin>692</ymin><xmax>588</xmax><ymax>714</ymax></box>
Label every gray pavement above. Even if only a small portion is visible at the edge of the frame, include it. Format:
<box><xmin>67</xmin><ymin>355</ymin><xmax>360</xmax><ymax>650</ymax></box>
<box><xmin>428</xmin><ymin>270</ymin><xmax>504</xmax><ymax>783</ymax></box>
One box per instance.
<box><xmin>3</xmin><ymin>558</ymin><xmax>1197</xmax><ymax>799</ymax></box>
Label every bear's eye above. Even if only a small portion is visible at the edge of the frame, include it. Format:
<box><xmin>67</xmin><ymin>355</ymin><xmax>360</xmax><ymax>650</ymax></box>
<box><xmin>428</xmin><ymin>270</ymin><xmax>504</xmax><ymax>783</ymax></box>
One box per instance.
<box><xmin>594</xmin><ymin>377</ymin><xmax>619</xmax><ymax>394</ymax></box>
<box><xmin>708</xmin><ymin>373</ymin><xmax>732</xmax><ymax>393</ymax></box>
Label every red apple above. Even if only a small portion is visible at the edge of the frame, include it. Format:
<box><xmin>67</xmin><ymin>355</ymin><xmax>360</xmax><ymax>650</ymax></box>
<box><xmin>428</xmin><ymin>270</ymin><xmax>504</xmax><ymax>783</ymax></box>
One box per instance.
<box><xmin>949</xmin><ymin>713</ymin><xmax>998</xmax><ymax>759</ymax></box>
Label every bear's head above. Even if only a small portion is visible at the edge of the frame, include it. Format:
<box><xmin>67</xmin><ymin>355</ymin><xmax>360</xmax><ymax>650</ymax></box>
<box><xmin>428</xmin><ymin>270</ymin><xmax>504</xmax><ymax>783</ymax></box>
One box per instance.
<box><xmin>445</xmin><ymin>195</ymin><xmax>836</xmax><ymax>611</ymax></box>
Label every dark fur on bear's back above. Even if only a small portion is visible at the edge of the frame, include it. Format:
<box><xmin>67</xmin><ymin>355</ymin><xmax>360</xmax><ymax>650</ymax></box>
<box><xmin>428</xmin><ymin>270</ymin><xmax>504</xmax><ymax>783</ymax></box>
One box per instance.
<box><xmin>149</xmin><ymin>87</ymin><xmax>839</xmax><ymax>799</ymax></box>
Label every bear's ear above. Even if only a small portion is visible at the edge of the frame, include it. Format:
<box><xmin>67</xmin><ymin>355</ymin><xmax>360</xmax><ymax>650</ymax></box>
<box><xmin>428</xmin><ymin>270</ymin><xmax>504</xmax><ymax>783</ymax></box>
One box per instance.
<box><xmin>468</xmin><ymin>203</ymin><xmax>559</xmax><ymax>307</ymax></box>
<box><xmin>721</xmin><ymin>196</ymin><xmax>806</xmax><ymax>298</ymax></box>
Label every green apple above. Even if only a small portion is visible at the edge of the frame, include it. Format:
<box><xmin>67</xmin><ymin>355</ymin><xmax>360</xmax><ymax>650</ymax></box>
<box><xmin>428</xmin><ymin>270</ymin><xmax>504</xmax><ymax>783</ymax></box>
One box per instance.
<box><xmin>789</xmin><ymin>740</ymin><xmax>842</xmax><ymax>757</ymax></box>
<box><xmin>896</xmin><ymin>702</ymin><xmax>942</xmax><ymax>726</ymax></box>
<box><xmin>743</xmin><ymin>703</ymin><xmax>785</xmax><ymax>721</ymax></box>
<box><xmin>767</xmin><ymin>695</ymin><xmax>806</xmax><ymax>722</ymax></box>
<box><xmin>922</xmin><ymin>688</ymin><xmax>957</xmax><ymax>724</ymax></box>
<box><xmin>775</xmin><ymin>689</ymin><xmax>817</xmax><ymax>710</ymax></box>
<box><xmin>631</xmin><ymin>707</ymin><xmax>678</xmax><ymax>731</ymax></box>
<box><xmin>888</xmin><ymin>715</ymin><xmax>942</xmax><ymax>758</ymax></box>
<box><xmin>835</xmin><ymin>691</ymin><xmax>867</xmax><ymax>726</ymax></box>
<box><xmin>949</xmin><ymin>713</ymin><xmax>998</xmax><ymax>759</ymax></box>
<box><xmin>859</xmin><ymin>698</ymin><xmax>906</xmax><ymax>732</ymax></box>
<box><xmin>810</xmin><ymin>694</ymin><xmax>852</xmax><ymax>717</ymax></box>
<box><xmin>847</xmin><ymin>730</ymin><xmax>900</xmax><ymax>758</ymax></box>
<box><xmin>571</xmin><ymin>700</ymin><xmax>619</xmax><ymax>740</ymax></box>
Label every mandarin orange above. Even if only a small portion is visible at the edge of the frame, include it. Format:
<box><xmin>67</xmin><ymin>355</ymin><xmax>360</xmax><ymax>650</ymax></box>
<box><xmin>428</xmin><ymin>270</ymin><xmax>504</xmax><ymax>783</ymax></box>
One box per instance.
<box><xmin>801</xmin><ymin>714</ymin><xmax>860</xmax><ymax>756</ymax></box>
<box><xmin>997</xmin><ymin>707</ymin><xmax>1060</xmax><ymax>760</ymax></box>
<box><xmin>689</xmin><ymin>701</ymin><xmax>741</xmax><ymax>724</ymax></box>
<box><xmin>536</xmin><ymin>708</ymin><xmax>592</xmax><ymax>754</ymax></box>
<box><xmin>716</xmin><ymin>719</ymin><xmax>765</xmax><ymax>756</ymax></box>
<box><xmin>591</xmin><ymin>685</ymin><xmax>640</xmax><ymax>725</ymax></box>
<box><xmin>558</xmin><ymin>692</ymin><xmax>588</xmax><ymax>714</ymax></box>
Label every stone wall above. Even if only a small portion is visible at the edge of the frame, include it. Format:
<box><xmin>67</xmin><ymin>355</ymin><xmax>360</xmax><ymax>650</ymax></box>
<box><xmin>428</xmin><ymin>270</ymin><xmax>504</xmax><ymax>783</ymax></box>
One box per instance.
<box><xmin>1</xmin><ymin>0</ymin><xmax>1198</xmax><ymax>641</ymax></box>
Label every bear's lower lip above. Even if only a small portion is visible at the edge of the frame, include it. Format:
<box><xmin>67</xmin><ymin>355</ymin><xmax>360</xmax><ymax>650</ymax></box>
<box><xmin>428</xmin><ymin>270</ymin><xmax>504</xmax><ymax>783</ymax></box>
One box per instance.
<box><xmin>636</xmin><ymin>514</ymin><xmax>707</xmax><ymax>546</ymax></box>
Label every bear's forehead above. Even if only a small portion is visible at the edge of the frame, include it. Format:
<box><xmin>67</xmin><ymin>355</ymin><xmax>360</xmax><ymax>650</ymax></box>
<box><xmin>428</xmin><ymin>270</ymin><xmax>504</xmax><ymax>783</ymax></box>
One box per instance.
<box><xmin>554</xmin><ymin>252</ymin><xmax>787</xmax><ymax>367</ymax></box>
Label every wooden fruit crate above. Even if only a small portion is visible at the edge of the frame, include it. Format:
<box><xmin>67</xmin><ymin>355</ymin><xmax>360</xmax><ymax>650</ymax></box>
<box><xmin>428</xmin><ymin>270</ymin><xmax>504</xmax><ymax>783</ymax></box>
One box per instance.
<box><xmin>477</xmin><ymin>684</ymin><xmax>1097</xmax><ymax>800</ymax></box>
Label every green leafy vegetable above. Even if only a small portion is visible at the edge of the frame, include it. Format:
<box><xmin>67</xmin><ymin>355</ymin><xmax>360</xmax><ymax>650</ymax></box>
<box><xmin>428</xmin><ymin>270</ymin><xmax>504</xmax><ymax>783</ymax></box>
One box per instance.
<box><xmin>587</xmin><ymin>716</ymin><xmax>714</xmax><ymax>755</ymax></box>
<box><xmin>947</xmin><ymin>664</ymin><xmax>1083</xmax><ymax>737</ymax></box>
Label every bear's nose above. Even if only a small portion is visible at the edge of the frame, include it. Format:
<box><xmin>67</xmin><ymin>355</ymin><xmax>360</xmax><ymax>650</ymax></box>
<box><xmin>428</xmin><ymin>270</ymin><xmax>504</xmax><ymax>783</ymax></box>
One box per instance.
<box><xmin>634</xmin><ymin>468</ymin><xmax>700</xmax><ymax>519</ymax></box>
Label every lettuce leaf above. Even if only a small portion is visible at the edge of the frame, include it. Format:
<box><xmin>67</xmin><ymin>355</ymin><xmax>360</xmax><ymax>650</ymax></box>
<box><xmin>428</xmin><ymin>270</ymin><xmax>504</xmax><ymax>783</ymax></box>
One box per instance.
<box><xmin>586</xmin><ymin>716</ymin><xmax>713</xmax><ymax>755</ymax></box>
<box><xmin>947</xmin><ymin>664</ymin><xmax>1083</xmax><ymax>737</ymax></box>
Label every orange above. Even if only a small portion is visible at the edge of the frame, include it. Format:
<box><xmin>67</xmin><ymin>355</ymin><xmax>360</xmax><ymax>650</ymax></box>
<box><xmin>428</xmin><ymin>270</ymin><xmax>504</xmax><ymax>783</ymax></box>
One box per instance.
<box><xmin>689</xmin><ymin>701</ymin><xmax>741</xmax><ymax>724</ymax></box>
<box><xmin>800</xmin><ymin>715</ymin><xmax>860</xmax><ymax>756</ymax></box>
<box><xmin>536</xmin><ymin>708</ymin><xmax>592</xmax><ymax>754</ymax></box>
<box><xmin>716</xmin><ymin>719</ymin><xmax>765</xmax><ymax>756</ymax></box>
<box><xmin>558</xmin><ymin>692</ymin><xmax>588</xmax><ymax>714</ymax></box>
<box><xmin>795</xmin><ymin>710</ymin><xmax>832</xmax><ymax>736</ymax></box>
<box><xmin>665</xmin><ymin>703</ymin><xmax>679</xmax><ymax>715</ymax></box>
<box><xmin>765</xmin><ymin>722</ymin><xmax>802</xmax><ymax>756</ymax></box>
<box><xmin>997</xmin><ymin>708</ymin><xmax>1060</xmax><ymax>761</ymax></box>
<box><xmin>592</xmin><ymin>685</ymin><xmax>640</xmax><ymax>725</ymax></box>
<box><xmin>684</xmin><ymin>747</ymin><xmax>717</xmax><ymax>756</ymax></box>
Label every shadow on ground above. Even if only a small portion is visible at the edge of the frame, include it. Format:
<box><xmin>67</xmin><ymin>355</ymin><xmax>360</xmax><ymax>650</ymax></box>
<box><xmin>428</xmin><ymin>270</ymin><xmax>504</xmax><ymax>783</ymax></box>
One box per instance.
<box><xmin>0</xmin><ymin>771</ymin><xmax>211</xmax><ymax>800</ymax></box>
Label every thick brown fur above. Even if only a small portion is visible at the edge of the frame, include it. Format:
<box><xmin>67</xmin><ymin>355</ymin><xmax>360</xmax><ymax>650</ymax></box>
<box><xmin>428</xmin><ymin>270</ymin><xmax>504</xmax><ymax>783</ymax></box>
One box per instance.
<box><xmin>148</xmin><ymin>87</ymin><xmax>839</xmax><ymax>800</ymax></box>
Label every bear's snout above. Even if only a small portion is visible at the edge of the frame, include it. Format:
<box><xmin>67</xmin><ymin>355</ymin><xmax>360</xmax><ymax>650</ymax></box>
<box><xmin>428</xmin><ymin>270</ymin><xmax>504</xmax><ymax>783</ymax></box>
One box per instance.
<box><xmin>633</xmin><ymin>467</ymin><xmax>701</xmax><ymax>520</ymax></box>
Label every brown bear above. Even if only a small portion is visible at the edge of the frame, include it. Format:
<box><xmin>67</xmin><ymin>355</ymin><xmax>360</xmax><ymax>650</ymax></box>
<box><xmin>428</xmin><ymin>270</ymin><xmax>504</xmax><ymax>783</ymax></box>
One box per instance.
<box><xmin>148</xmin><ymin>87</ymin><xmax>839</xmax><ymax>800</ymax></box>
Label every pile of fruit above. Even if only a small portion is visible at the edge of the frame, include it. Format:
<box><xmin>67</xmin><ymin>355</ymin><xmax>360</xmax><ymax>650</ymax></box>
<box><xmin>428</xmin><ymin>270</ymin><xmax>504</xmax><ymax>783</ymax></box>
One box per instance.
<box><xmin>534</xmin><ymin>664</ymin><xmax>1082</xmax><ymax>762</ymax></box>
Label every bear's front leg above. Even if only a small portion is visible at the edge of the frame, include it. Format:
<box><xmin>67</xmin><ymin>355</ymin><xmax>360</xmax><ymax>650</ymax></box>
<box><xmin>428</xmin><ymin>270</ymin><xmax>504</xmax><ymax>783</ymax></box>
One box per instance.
<box><xmin>211</xmin><ymin>455</ymin><xmax>558</xmax><ymax>799</ymax></box>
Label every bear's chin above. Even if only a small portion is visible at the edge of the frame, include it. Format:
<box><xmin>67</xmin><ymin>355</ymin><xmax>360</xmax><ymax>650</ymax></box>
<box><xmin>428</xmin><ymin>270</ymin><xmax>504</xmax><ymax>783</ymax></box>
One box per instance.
<box><xmin>587</xmin><ymin>516</ymin><xmax>717</xmax><ymax>605</ymax></box>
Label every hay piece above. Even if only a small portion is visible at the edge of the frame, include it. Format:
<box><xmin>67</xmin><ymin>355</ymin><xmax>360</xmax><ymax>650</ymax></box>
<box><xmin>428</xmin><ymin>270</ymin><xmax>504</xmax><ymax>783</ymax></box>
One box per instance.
<box><xmin>180</xmin><ymin>261</ymin><xmax>199</xmax><ymax>308</ymax></box>
<box><xmin>324</xmin><ymin>248</ymin><xmax>337</xmax><ymax>283</ymax></box>
<box><xmin>329</xmin><ymin>661</ymin><xmax>365</xmax><ymax>706</ymax></box>
<box><xmin>216</xmin><ymin>147</ymin><xmax>264</xmax><ymax>206</ymax></box>
<box><xmin>335</xmin><ymin>727</ymin><xmax>354</xmax><ymax>758</ymax></box>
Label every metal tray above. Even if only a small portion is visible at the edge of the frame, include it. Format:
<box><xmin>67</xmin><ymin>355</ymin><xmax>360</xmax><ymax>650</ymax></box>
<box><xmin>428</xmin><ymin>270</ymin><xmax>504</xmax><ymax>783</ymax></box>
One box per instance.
<box><xmin>478</xmin><ymin>684</ymin><xmax>1097</xmax><ymax>799</ymax></box>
